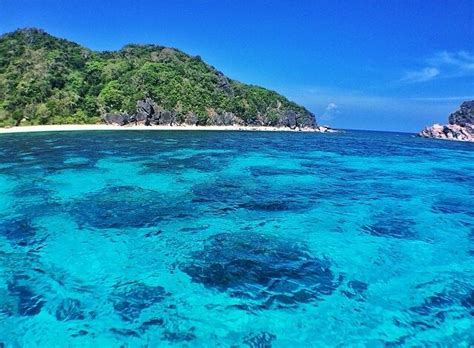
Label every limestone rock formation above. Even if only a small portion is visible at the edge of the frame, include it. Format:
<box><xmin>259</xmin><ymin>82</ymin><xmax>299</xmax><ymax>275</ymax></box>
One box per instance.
<box><xmin>448</xmin><ymin>101</ymin><xmax>474</xmax><ymax>126</ymax></box>
<box><xmin>419</xmin><ymin>101</ymin><xmax>474</xmax><ymax>142</ymax></box>
<box><xmin>103</xmin><ymin>97</ymin><xmax>319</xmax><ymax>129</ymax></box>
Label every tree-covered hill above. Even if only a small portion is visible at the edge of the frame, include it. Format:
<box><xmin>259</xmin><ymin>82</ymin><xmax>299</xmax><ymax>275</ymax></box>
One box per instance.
<box><xmin>0</xmin><ymin>28</ymin><xmax>316</xmax><ymax>128</ymax></box>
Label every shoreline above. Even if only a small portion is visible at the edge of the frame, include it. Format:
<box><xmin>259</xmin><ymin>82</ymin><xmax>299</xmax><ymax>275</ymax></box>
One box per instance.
<box><xmin>0</xmin><ymin>124</ymin><xmax>334</xmax><ymax>134</ymax></box>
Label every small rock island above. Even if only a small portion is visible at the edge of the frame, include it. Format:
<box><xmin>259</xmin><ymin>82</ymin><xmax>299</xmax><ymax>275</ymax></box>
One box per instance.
<box><xmin>419</xmin><ymin>101</ymin><xmax>474</xmax><ymax>142</ymax></box>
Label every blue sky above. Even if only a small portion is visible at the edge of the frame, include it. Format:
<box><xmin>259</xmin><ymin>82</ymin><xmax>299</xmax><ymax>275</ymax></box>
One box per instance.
<box><xmin>1</xmin><ymin>0</ymin><xmax>473</xmax><ymax>131</ymax></box>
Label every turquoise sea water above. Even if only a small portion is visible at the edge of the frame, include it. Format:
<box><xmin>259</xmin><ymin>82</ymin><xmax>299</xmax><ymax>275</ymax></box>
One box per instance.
<box><xmin>0</xmin><ymin>130</ymin><xmax>472</xmax><ymax>347</ymax></box>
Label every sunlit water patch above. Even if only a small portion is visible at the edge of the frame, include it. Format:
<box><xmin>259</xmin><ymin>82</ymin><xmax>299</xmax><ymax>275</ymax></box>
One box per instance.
<box><xmin>0</xmin><ymin>130</ymin><xmax>472</xmax><ymax>346</ymax></box>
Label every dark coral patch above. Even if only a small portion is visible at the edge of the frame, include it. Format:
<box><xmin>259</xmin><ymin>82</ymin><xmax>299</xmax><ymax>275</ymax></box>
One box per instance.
<box><xmin>461</xmin><ymin>290</ymin><xmax>474</xmax><ymax>315</ymax></box>
<box><xmin>191</xmin><ymin>179</ymin><xmax>241</xmax><ymax>204</ymax></box>
<box><xmin>0</xmin><ymin>217</ymin><xmax>38</xmax><ymax>247</ymax></box>
<box><xmin>181</xmin><ymin>232</ymin><xmax>339</xmax><ymax>309</ymax></box>
<box><xmin>431</xmin><ymin>198</ymin><xmax>474</xmax><ymax>217</ymax></box>
<box><xmin>13</xmin><ymin>181</ymin><xmax>52</xmax><ymax>199</ymax></box>
<box><xmin>243</xmin><ymin>332</ymin><xmax>276</xmax><ymax>348</ymax></box>
<box><xmin>138</xmin><ymin>318</ymin><xmax>165</xmax><ymax>333</ymax></box>
<box><xmin>71</xmin><ymin>330</ymin><xmax>88</xmax><ymax>338</ymax></box>
<box><xmin>342</xmin><ymin>280</ymin><xmax>368</xmax><ymax>300</ymax></box>
<box><xmin>110</xmin><ymin>328</ymin><xmax>140</xmax><ymax>338</ymax></box>
<box><xmin>7</xmin><ymin>276</ymin><xmax>45</xmax><ymax>316</ymax></box>
<box><xmin>248</xmin><ymin>166</ymin><xmax>309</xmax><ymax>177</ymax></box>
<box><xmin>180</xmin><ymin>225</ymin><xmax>209</xmax><ymax>233</ymax></box>
<box><xmin>70</xmin><ymin>185</ymin><xmax>197</xmax><ymax>229</ymax></box>
<box><xmin>407</xmin><ymin>289</ymin><xmax>474</xmax><ymax>327</ymax></box>
<box><xmin>162</xmin><ymin>330</ymin><xmax>196</xmax><ymax>343</ymax></box>
<box><xmin>110</xmin><ymin>282</ymin><xmax>168</xmax><ymax>322</ymax></box>
<box><xmin>348</xmin><ymin>280</ymin><xmax>368</xmax><ymax>293</ymax></box>
<box><xmin>408</xmin><ymin>283</ymin><xmax>474</xmax><ymax>329</ymax></box>
<box><xmin>410</xmin><ymin>292</ymin><xmax>455</xmax><ymax>317</ymax></box>
<box><xmin>239</xmin><ymin>199</ymin><xmax>301</xmax><ymax>212</ymax></box>
<box><xmin>55</xmin><ymin>298</ymin><xmax>86</xmax><ymax>321</ymax></box>
<box><xmin>69</xmin><ymin>186</ymin><xmax>164</xmax><ymax>229</ymax></box>
<box><xmin>192</xmin><ymin>180</ymin><xmax>313</xmax><ymax>214</ymax></box>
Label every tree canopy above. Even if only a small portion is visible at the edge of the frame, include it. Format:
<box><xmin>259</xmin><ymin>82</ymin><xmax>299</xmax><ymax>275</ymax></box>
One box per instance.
<box><xmin>0</xmin><ymin>28</ymin><xmax>315</xmax><ymax>127</ymax></box>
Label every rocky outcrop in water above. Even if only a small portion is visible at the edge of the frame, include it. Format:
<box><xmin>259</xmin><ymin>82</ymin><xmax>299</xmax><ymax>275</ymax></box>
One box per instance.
<box><xmin>419</xmin><ymin>123</ymin><xmax>474</xmax><ymax>142</ymax></box>
<box><xmin>419</xmin><ymin>101</ymin><xmax>474</xmax><ymax>142</ymax></box>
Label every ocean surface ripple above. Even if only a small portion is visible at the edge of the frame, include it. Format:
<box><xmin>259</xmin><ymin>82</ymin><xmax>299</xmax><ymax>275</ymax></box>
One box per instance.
<box><xmin>0</xmin><ymin>130</ymin><xmax>472</xmax><ymax>346</ymax></box>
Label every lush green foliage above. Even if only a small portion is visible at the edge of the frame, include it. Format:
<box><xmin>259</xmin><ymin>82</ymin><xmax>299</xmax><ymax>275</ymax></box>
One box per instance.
<box><xmin>0</xmin><ymin>28</ymin><xmax>313</xmax><ymax>126</ymax></box>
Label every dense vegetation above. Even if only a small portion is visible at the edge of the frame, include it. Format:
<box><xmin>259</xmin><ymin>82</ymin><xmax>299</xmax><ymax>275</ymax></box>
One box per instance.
<box><xmin>0</xmin><ymin>28</ymin><xmax>315</xmax><ymax>127</ymax></box>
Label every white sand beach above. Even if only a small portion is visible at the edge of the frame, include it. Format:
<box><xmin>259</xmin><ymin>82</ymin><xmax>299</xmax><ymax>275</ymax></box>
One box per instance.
<box><xmin>0</xmin><ymin>124</ymin><xmax>332</xmax><ymax>134</ymax></box>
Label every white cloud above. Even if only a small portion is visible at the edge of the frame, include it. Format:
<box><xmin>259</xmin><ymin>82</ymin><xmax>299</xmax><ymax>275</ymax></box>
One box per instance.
<box><xmin>320</xmin><ymin>102</ymin><xmax>339</xmax><ymax>121</ymax></box>
<box><xmin>401</xmin><ymin>50</ymin><xmax>474</xmax><ymax>83</ymax></box>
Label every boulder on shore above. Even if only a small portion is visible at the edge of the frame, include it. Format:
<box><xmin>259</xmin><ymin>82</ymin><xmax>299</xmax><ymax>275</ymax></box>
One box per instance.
<box><xmin>103</xmin><ymin>113</ymin><xmax>132</xmax><ymax>126</ymax></box>
<box><xmin>419</xmin><ymin>101</ymin><xmax>474</xmax><ymax>142</ymax></box>
<box><xmin>103</xmin><ymin>97</ymin><xmax>318</xmax><ymax>129</ymax></box>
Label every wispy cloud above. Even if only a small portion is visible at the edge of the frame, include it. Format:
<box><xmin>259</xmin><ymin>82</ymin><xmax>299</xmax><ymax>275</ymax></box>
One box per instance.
<box><xmin>401</xmin><ymin>67</ymin><xmax>440</xmax><ymax>83</ymax></box>
<box><xmin>401</xmin><ymin>50</ymin><xmax>474</xmax><ymax>83</ymax></box>
<box><xmin>427</xmin><ymin>51</ymin><xmax>474</xmax><ymax>71</ymax></box>
<box><xmin>407</xmin><ymin>95</ymin><xmax>474</xmax><ymax>101</ymax></box>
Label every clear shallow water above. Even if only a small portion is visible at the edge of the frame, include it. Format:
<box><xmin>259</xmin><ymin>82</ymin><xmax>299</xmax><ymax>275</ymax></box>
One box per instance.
<box><xmin>0</xmin><ymin>130</ymin><xmax>472</xmax><ymax>347</ymax></box>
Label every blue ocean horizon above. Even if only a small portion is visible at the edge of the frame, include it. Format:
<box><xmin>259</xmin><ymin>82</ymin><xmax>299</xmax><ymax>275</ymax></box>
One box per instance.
<box><xmin>0</xmin><ymin>129</ymin><xmax>472</xmax><ymax>346</ymax></box>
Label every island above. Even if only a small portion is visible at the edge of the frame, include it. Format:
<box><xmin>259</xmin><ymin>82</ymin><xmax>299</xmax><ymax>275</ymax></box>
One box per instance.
<box><xmin>419</xmin><ymin>101</ymin><xmax>474</xmax><ymax>142</ymax></box>
<box><xmin>0</xmin><ymin>28</ymin><xmax>333</xmax><ymax>133</ymax></box>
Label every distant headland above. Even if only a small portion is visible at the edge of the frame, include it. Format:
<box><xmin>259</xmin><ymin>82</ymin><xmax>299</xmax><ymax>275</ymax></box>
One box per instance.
<box><xmin>0</xmin><ymin>28</ymin><xmax>327</xmax><ymax>132</ymax></box>
<box><xmin>419</xmin><ymin>101</ymin><xmax>474</xmax><ymax>142</ymax></box>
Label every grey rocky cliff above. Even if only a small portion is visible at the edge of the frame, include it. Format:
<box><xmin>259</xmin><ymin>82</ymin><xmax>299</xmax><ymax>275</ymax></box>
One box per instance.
<box><xmin>103</xmin><ymin>98</ymin><xmax>318</xmax><ymax>129</ymax></box>
<box><xmin>419</xmin><ymin>101</ymin><xmax>474</xmax><ymax>142</ymax></box>
<box><xmin>448</xmin><ymin>101</ymin><xmax>474</xmax><ymax>126</ymax></box>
